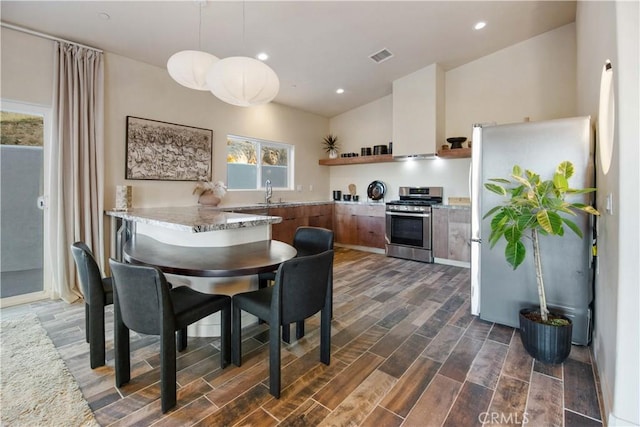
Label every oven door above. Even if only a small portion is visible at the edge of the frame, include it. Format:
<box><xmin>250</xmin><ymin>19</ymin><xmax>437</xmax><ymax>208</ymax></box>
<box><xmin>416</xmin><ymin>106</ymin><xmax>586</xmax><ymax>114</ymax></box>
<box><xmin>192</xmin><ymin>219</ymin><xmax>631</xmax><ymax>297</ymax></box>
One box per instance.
<box><xmin>385</xmin><ymin>211</ymin><xmax>431</xmax><ymax>249</ymax></box>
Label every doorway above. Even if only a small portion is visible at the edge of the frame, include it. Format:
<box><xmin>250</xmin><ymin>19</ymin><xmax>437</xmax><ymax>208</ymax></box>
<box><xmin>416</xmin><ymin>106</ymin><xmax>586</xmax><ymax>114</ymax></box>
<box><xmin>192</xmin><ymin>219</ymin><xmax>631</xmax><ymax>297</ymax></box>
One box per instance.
<box><xmin>0</xmin><ymin>101</ymin><xmax>51</xmax><ymax>307</ymax></box>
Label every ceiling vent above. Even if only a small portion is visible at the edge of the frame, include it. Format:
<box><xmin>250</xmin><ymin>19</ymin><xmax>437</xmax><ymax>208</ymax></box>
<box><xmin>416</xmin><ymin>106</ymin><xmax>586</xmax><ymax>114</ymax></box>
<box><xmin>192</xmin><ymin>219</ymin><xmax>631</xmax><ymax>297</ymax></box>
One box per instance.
<box><xmin>369</xmin><ymin>48</ymin><xmax>393</xmax><ymax>64</ymax></box>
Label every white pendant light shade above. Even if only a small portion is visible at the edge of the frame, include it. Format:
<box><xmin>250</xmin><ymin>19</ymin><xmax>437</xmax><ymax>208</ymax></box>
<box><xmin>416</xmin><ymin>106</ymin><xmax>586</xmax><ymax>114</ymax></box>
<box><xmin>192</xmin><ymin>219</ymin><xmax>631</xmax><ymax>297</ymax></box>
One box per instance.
<box><xmin>206</xmin><ymin>56</ymin><xmax>280</xmax><ymax>107</ymax></box>
<box><xmin>167</xmin><ymin>50</ymin><xmax>219</xmax><ymax>91</ymax></box>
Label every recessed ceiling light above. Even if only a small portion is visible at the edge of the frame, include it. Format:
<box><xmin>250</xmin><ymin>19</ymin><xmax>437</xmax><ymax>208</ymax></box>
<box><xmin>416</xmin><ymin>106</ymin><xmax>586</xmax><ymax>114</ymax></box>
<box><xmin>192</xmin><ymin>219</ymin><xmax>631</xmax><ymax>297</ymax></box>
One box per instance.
<box><xmin>98</xmin><ymin>12</ymin><xmax>111</xmax><ymax>20</ymax></box>
<box><xmin>474</xmin><ymin>21</ymin><xmax>486</xmax><ymax>30</ymax></box>
<box><xmin>336</xmin><ymin>88</ymin><xmax>345</xmax><ymax>94</ymax></box>
<box><xmin>256</xmin><ymin>52</ymin><xmax>269</xmax><ymax>61</ymax></box>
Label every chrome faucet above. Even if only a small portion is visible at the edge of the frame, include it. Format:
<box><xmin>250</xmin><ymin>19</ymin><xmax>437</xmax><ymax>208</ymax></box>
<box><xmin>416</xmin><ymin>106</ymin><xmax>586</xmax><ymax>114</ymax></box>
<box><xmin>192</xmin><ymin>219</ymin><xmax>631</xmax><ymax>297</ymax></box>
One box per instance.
<box><xmin>265</xmin><ymin>179</ymin><xmax>272</xmax><ymax>204</ymax></box>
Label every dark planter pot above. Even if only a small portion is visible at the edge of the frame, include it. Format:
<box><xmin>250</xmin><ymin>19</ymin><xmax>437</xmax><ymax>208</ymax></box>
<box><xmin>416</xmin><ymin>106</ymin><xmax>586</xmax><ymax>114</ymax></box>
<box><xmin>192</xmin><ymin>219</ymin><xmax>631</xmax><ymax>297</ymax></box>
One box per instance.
<box><xmin>519</xmin><ymin>308</ymin><xmax>572</xmax><ymax>364</ymax></box>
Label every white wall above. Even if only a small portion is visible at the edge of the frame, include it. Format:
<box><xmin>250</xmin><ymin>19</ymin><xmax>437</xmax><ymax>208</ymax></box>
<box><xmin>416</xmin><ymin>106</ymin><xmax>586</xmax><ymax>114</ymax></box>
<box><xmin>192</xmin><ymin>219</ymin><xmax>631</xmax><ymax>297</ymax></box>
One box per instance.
<box><xmin>2</xmin><ymin>27</ymin><xmax>330</xmax><ymax>260</ymax></box>
<box><xmin>329</xmin><ymin>95</ymin><xmax>470</xmax><ymax>202</ymax></box>
<box><xmin>0</xmin><ymin>28</ymin><xmax>54</xmax><ymax>106</ymax></box>
<box><xmin>104</xmin><ymin>52</ymin><xmax>329</xmax><ymax>209</ymax></box>
<box><xmin>576</xmin><ymin>1</ymin><xmax>640</xmax><ymax>426</ymax></box>
<box><xmin>446</xmin><ymin>23</ymin><xmax>577</xmax><ymax>137</ymax></box>
<box><xmin>328</xmin><ymin>24</ymin><xmax>577</xmax><ymax>204</ymax></box>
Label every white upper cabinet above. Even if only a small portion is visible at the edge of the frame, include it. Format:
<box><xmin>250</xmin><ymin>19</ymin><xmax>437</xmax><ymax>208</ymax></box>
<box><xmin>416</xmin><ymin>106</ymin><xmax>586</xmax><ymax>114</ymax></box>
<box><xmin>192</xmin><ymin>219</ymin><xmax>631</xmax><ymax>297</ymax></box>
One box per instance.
<box><xmin>392</xmin><ymin>63</ymin><xmax>445</xmax><ymax>157</ymax></box>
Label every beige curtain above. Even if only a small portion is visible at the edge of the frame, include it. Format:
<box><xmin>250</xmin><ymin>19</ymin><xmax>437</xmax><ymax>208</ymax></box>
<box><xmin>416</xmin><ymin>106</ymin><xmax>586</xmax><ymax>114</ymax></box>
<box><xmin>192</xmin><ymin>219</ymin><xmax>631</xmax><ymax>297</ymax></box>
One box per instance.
<box><xmin>49</xmin><ymin>42</ymin><xmax>104</xmax><ymax>302</ymax></box>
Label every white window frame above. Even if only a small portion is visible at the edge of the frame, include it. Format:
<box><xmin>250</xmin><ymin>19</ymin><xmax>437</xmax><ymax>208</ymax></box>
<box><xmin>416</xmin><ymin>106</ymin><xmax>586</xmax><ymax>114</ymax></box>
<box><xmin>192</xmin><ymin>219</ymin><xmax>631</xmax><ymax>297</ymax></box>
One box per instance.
<box><xmin>226</xmin><ymin>134</ymin><xmax>295</xmax><ymax>191</ymax></box>
<box><xmin>0</xmin><ymin>99</ymin><xmax>53</xmax><ymax>307</ymax></box>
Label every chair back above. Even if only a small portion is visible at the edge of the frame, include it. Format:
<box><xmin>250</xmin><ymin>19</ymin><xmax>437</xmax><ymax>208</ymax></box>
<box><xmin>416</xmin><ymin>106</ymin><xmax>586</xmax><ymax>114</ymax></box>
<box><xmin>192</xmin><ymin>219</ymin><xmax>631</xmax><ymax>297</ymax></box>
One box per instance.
<box><xmin>109</xmin><ymin>259</ymin><xmax>173</xmax><ymax>336</ymax></box>
<box><xmin>71</xmin><ymin>242</ymin><xmax>103</xmax><ymax>299</ymax></box>
<box><xmin>274</xmin><ymin>250</ymin><xmax>334</xmax><ymax>325</ymax></box>
<box><xmin>293</xmin><ymin>227</ymin><xmax>333</xmax><ymax>257</ymax></box>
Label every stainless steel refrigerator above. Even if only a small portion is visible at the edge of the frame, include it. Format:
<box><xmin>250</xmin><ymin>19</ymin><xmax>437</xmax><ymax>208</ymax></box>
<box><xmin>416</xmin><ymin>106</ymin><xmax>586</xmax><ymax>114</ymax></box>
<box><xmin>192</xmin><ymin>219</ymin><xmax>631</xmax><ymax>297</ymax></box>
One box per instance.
<box><xmin>469</xmin><ymin>116</ymin><xmax>595</xmax><ymax>345</ymax></box>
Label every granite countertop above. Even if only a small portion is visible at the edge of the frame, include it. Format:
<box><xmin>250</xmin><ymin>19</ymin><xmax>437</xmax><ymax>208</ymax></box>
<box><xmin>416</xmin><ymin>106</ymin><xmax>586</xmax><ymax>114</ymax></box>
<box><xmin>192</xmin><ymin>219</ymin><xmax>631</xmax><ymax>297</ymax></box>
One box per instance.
<box><xmin>227</xmin><ymin>200</ymin><xmax>334</xmax><ymax>210</ymax></box>
<box><xmin>105</xmin><ymin>206</ymin><xmax>282</xmax><ymax>233</ymax></box>
<box><xmin>329</xmin><ymin>200</ymin><xmax>386</xmax><ymax>206</ymax></box>
<box><xmin>436</xmin><ymin>204</ymin><xmax>471</xmax><ymax>210</ymax></box>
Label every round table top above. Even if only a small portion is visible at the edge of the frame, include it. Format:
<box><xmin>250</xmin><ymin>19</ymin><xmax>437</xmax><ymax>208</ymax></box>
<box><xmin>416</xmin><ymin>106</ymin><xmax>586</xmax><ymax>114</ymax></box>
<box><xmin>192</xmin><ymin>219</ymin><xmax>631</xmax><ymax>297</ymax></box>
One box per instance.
<box><xmin>123</xmin><ymin>235</ymin><xmax>297</xmax><ymax>277</ymax></box>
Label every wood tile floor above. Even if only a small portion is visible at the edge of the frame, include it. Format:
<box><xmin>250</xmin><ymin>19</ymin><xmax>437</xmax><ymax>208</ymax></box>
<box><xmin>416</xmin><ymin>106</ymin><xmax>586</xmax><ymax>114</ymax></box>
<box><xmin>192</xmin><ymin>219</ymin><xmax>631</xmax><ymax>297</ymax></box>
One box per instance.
<box><xmin>4</xmin><ymin>248</ymin><xmax>605</xmax><ymax>426</ymax></box>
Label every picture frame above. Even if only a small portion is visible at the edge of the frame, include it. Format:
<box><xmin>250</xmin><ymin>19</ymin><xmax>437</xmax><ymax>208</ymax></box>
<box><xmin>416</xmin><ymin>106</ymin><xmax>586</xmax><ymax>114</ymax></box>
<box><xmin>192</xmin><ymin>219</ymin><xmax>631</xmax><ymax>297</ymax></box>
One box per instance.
<box><xmin>125</xmin><ymin>116</ymin><xmax>213</xmax><ymax>181</ymax></box>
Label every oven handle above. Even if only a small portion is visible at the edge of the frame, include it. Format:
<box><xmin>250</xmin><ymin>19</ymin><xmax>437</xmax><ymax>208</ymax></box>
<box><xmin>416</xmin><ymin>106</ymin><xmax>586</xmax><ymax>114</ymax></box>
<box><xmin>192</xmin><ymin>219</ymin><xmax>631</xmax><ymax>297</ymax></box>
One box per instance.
<box><xmin>385</xmin><ymin>211</ymin><xmax>431</xmax><ymax>218</ymax></box>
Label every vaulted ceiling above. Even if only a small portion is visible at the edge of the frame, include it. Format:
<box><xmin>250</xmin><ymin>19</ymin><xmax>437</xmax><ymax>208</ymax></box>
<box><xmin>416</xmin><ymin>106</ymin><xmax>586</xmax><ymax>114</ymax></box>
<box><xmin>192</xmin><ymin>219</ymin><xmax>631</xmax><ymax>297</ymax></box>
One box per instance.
<box><xmin>1</xmin><ymin>1</ymin><xmax>576</xmax><ymax>117</ymax></box>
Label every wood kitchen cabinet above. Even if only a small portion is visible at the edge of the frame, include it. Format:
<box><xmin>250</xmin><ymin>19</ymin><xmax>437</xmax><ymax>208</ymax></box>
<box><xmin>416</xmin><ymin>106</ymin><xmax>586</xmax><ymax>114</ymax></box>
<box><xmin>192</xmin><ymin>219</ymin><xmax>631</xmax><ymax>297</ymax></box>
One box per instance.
<box><xmin>270</xmin><ymin>206</ymin><xmax>307</xmax><ymax>245</ymax></box>
<box><xmin>334</xmin><ymin>204</ymin><xmax>358</xmax><ymax>245</ymax></box>
<box><xmin>306</xmin><ymin>203</ymin><xmax>333</xmax><ymax>230</ymax></box>
<box><xmin>229</xmin><ymin>203</ymin><xmax>334</xmax><ymax>245</ymax></box>
<box><xmin>334</xmin><ymin>203</ymin><xmax>385</xmax><ymax>249</ymax></box>
<box><xmin>432</xmin><ymin>207</ymin><xmax>471</xmax><ymax>263</ymax></box>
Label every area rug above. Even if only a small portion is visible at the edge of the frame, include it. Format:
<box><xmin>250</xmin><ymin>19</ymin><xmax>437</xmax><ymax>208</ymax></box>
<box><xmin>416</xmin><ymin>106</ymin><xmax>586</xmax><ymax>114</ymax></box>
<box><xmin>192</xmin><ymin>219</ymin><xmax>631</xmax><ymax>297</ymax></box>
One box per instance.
<box><xmin>1</xmin><ymin>314</ymin><xmax>98</xmax><ymax>426</ymax></box>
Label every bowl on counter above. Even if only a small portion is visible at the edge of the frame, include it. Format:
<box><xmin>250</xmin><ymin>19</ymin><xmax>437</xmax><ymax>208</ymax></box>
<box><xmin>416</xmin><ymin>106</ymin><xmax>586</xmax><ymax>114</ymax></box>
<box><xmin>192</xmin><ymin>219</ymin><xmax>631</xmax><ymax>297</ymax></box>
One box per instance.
<box><xmin>343</xmin><ymin>194</ymin><xmax>352</xmax><ymax>201</ymax></box>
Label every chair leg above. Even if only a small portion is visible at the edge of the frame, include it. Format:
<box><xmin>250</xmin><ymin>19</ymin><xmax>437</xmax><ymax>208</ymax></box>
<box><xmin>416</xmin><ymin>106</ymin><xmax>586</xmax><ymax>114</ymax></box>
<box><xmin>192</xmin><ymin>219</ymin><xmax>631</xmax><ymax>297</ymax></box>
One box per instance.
<box><xmin>320</xmin><ymin>307</ymin><xmax>331</xmax><ymax>365</ymax></box>
<box><xmin>282</xmin><ymin>324</ymin><xmax>291</xmax><ymax>343</ymax></box>
<box><xmin>269</xmin><ymin>318</ymin><xmax>282</xmax><ymax>398</ymax></box>
<box><xmin>160</xmin><ymin>330</ymin><xmax>177</xmax><ymax>413</ymax></box>
<box><xmin>232</xmin><ymin>303</ymin><xmax>242</xmax><ymax>366</ymax></box>
<box><xmin>220</xmin><ymin>305</ymin><xmax>231</xmax><ymax>368</ymax></box>
<box><xmin>89</xmin><ymin>303</ymin><xmax>106</xmax><ymax>369</ymax></box>
<box><xmin>177</xmin><ymin>328</ymin><xmax>187</xmax><ymax>352</ymax></box>
<box><xmin>114</xmin><ymin>305</ymin><xmax>131</xmax><ymax>387</ymax></box>
<box><xmin>85</xmin><ymin>304</ymin><xmax>90</xmax><ymax>343</ymax></box>
<box><xmin>296</xmin><ymin>320</ymin><xmax>305</xmax><ymax>340</ymax></box>
<box><xmin>258</xmin><ymin>277</ymin><xmax>269</xmax><ymax>324</ymax></box>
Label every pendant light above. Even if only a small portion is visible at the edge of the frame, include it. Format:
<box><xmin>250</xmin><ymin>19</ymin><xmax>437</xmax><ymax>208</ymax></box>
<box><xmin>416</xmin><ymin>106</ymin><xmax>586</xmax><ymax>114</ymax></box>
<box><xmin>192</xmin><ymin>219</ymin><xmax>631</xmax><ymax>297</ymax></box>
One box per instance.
<box><xmin>206</xmin><ymin>2</ymin><xmax>279</xmax><ymax>106</ymax></box>
<box><xmin>167</xmin><ymin>1</ymin><xmax>218</xmax><ymax>91</ymax></box>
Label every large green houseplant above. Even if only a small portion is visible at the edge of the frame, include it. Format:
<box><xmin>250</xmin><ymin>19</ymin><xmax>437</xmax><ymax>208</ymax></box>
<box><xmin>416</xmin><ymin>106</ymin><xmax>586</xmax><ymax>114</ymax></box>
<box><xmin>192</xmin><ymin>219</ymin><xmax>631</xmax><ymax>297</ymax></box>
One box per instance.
<box><xmin>484</xmin><ymin>161</ymin><xmax>599</xmax><ymax>363</ymax></box>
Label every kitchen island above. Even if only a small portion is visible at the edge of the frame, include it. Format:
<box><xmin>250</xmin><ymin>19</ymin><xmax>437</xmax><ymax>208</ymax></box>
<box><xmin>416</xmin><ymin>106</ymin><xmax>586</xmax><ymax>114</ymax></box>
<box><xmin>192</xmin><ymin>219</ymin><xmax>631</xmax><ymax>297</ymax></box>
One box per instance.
<box><xmin>106</xmin><ymin>206</ymin><xmax>288</xmax><ymax>336</ymax></box>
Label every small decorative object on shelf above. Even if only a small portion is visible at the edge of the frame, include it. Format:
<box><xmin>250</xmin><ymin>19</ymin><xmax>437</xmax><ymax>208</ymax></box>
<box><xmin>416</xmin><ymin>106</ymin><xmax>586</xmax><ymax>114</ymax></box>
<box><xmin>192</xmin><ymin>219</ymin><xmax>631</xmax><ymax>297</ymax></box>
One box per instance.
<box><xmin>446</xmin><ymin>137</ymin><xmax>467</xmax><ymax>149</ymax></box>
<box><xmin>322</xmin><ymin>134</ymin><xmax>339</xmax><ymax>159</ymax></box>
<box><xmin>115</xmin><ymin>185</ymin><xmax>132</xmax><ymax>211</ymax></box>
<box><xmin>193</xmin><ymin>180</ymin><xmax>227</xmax><ymax>206</ymax></box>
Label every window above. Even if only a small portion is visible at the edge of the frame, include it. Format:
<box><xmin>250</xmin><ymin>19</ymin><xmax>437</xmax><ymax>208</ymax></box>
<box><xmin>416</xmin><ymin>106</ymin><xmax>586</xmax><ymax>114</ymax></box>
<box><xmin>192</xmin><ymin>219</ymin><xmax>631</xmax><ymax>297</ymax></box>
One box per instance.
<box><xmin>226</xmin><ymin>135</ymin><xmax>293</xmax><ymax>190</ymax></box>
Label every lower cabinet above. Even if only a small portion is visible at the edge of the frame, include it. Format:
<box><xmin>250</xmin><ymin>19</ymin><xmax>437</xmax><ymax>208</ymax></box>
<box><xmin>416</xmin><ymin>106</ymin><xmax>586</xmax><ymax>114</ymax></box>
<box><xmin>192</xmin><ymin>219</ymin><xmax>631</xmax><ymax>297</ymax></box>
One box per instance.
<box><xmin>432</xmin><ymin>207</ymin><xmax>471</xmax><ymax>262</ymax></box>
<box><xmin>334</xmin><ymin>203</ymin><xmax>385</xmax><ymax>249</ymax></box>
<box><xmin>269</xmin><ymin>204</ymin><xmax>334</xmax><ymax>245</ymax></box>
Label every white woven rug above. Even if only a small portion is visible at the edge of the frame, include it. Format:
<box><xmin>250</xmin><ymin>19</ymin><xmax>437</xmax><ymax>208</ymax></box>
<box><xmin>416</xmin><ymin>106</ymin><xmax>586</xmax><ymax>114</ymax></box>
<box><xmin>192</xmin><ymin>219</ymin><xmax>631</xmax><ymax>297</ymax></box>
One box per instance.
<box><xmin>0</xmin><ymin>313</ymin><xmax>98</xmax><ymax>426</ymax></box>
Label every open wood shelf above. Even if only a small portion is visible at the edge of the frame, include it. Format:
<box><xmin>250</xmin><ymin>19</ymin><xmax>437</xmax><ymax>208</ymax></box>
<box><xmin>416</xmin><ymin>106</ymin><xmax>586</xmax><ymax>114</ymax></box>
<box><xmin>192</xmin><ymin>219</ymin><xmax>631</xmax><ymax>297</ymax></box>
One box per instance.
<box><xmin>437</xmin><ymin>147</ymin><xmax>471</xmax><ymax>159</ymax></box>
<box><xmin>318</xmin><ymin>154</ymin><xmax>394</xmax><ymax>166</ymax></box>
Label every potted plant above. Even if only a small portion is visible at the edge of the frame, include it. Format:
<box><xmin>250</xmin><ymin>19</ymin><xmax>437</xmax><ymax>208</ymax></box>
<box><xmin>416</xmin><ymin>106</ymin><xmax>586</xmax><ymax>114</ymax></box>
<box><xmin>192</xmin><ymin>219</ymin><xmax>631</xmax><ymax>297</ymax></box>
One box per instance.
<box><xmin>193</xmin><ymin>180</ymin><xmax>227</xmax><ymax>206</ymax></box>
<box><xmin>484</xmin><ymin>161</ymin><xmax>599</xmax><ymax>364</ymax></box>
<box><xmin>322</xmin><ymin>134</ymin><xmax>339</xmax><ymax>158</ymax></box>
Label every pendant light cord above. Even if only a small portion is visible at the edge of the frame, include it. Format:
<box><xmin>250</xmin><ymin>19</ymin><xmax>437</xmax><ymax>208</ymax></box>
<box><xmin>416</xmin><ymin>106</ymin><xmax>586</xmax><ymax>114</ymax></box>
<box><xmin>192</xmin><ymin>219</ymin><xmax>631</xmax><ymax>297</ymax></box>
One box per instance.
<box><xmin>242</xmin><ymin>1</ymin><xmax>246</xmax><ymax>47</ymax></box>
<box><xmin>198</xmin><ymin>2</ymin><xmax>203</xmax><ymax>50</ymax></box>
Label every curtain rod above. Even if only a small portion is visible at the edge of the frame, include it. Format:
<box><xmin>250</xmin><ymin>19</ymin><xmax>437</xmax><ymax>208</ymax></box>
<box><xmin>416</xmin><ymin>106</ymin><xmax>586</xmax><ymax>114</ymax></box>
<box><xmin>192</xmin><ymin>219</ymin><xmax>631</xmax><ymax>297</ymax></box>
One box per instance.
<box><xmin>1</xmin><ymin>21</ymin><xmax>103</xmax><ymax>53</ymax></box>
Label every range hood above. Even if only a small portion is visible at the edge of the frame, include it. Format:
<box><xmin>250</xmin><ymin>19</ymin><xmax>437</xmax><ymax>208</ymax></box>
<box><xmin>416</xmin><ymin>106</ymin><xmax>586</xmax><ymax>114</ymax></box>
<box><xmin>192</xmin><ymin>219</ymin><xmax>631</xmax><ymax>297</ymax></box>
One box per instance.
<box><xmin>393</xmin><ymin>153</ymin><xmax>438</xmax><ymax>161</ymax></box>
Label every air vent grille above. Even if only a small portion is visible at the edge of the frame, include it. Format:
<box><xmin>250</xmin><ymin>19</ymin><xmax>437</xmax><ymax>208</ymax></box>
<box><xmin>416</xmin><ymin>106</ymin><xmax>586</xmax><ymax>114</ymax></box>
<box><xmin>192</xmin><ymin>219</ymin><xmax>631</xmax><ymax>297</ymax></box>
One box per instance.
<box><xmin>369</xmin><ymin>48</ymin><xmax>393</xmax><ymax>64</ymax></box>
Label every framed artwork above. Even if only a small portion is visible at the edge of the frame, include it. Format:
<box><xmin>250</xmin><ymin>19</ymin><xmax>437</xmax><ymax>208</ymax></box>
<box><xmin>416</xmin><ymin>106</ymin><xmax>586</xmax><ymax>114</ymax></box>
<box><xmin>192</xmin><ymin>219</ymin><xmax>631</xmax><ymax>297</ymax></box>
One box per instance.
<box><xmin>125</xmin><ymin>116</ymin><xmax>213</xmax><ymax>181</ymax></box>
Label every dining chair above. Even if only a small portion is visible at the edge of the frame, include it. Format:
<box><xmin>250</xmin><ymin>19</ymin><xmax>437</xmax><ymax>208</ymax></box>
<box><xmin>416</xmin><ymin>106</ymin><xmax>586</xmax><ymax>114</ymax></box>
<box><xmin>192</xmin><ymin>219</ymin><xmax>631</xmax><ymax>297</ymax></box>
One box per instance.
<box><xmin>258</xmin><ymin>226</ymin><xmax>334</xmax><ymax>342</ymax></box>
<box><xmin>109</xmin><ymin>259</ymin><xmax>231</xmax><ymax>413</ymax></box>
<box><xmin>232</xmin><ymin>249</ymin><xmax>334</xmax><ymax>398</ymax></box>
<box><xmin>70</xmin><ymin>242</ymin><xmax>113</xmax><ymax>369</ymax></box>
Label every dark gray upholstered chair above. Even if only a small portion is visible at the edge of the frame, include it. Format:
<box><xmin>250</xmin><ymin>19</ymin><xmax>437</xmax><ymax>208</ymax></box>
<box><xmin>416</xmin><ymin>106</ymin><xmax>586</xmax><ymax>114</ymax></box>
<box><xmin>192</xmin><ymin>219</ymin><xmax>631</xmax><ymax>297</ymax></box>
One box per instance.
<box><xmin>233</xmin><ymin>249</ymin><xmax>334</xmax><ymax>398</ymax></box>
<box><xmin>109</xmin><ymin>259</ymin><xmax>231</xmax><ymax>413</ymax></box>
<box><xmin>70</xmin><ymin>242</ymin><xmax>113</xmax><ymax>369</ymax></box>
<box><xmin>258</xmin><ymin>226</ymin><xmax>334</xmax><ymax>342</ymax></box>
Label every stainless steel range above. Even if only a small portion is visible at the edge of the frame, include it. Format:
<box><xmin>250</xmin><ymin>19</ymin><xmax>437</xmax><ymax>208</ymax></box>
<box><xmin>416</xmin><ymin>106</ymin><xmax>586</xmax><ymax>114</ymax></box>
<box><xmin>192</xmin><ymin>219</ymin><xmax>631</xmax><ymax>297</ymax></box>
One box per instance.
<box><xmin>385</xmin><ymin>186</ymin><xmax>443</xmax><ymax>263</ymax></box>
